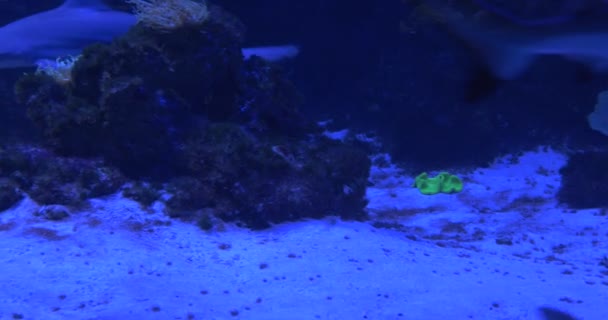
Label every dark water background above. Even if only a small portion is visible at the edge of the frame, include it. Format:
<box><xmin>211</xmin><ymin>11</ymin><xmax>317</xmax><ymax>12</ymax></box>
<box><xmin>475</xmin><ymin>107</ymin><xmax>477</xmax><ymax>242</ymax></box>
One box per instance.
<box><xmin>1</xmin><ymin>0</ymin><xmax>608</xmax><ymax>171</ymax></box>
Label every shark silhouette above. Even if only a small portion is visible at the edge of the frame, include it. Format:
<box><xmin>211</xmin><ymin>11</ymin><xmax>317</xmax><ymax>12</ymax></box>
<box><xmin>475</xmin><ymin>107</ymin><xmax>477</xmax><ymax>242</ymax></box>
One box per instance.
<box><xmin>420</xmin><ymin>0</ymin><xmax>608</xmax><ymax>80</ymax></box>
<box><xmin>0</xmin><ymin>0</ymin><xmax>136</xmax><ymax>68</ymax></box>
<box><xmin>418</xmin><ymin>0</ymin><xmax>608</xmax><ymax>101</ymax></box>
<box><xmin>0</xmin><ymin>0</ymin><xmax>298</xmax><ymax>69</ymax></box>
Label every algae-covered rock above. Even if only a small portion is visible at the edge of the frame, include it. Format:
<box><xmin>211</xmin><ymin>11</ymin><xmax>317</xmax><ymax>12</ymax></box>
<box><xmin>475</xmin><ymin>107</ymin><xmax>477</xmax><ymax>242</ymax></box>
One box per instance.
<box><xmin>13</xmin><ymin>4</ymin><xmax>371</xmax><ymax>228</ymax></box>
<box><xmin>0</xmin><ymin>146</ymin><xmax>125</xmax><ymax>206</ymax></box>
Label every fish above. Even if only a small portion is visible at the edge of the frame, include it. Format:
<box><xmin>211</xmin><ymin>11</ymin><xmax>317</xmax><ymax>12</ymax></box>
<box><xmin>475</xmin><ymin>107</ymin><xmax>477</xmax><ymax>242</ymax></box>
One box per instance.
<box><xmin>242</xmin><ymin>45</ymin><xmax>300</xmax><ymax>62</ymax></box>
<box><xmin>0</xmin><ymin>0</ymin><xmax>298</xmax><ymax>69</ymax></box>
<box><xmin>0</xmin><ymin>0</ymin><xmax>136</xmax><ymax>68</ymax></box>
<box><xmin>418</xmin><ymin>0</ymin><xmax>608</xmax><ymax>101</ymax></box>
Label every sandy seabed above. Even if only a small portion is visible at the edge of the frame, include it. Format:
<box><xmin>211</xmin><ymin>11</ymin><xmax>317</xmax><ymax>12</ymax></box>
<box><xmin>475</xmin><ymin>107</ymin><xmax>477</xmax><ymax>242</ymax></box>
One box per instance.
<box><xmin>0</xmin><ymin>148</ymin><xmax>606</xmax><ymax>320</ymax></box>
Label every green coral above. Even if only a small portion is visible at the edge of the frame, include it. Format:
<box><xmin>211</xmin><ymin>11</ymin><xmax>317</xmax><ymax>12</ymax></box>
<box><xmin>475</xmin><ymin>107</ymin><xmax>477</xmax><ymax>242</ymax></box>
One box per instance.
<box><xmin>414</xmin><ymin>172</ymin><xmax>463</xmax><ymax>195</ymax></box>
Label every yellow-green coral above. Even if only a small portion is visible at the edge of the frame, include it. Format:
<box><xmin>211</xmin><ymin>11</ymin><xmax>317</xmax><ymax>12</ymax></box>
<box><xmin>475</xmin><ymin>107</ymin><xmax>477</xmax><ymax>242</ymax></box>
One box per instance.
<box><xmin>126</xmin><ymin>0</ymin><xmax>209</xmax><ymax>33</ymax></box>
<box><xmin>35</xmin><ymin>55</ymin><xmax>81</xmax><ymax>84</ymax></box>
<box><xmin>414</xmin><ymin>172</ymin><xmax>463</xmax><ymax>195</ymax></box>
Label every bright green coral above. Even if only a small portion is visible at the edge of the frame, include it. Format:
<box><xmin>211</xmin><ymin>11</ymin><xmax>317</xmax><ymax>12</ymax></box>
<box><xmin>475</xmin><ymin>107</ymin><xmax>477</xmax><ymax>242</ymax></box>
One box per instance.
<box><xmin>414</xmin><ymin>172</ymin><xmax>463</xmax><ymax>195</ymax></box>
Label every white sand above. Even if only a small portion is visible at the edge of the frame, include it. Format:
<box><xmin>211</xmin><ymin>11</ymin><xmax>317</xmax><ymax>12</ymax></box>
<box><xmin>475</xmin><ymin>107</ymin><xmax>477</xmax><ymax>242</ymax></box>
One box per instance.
<box><xmin>0</xmin><ymin>147</ymin><xmax>606</xmax><ymax>319</ymax></box>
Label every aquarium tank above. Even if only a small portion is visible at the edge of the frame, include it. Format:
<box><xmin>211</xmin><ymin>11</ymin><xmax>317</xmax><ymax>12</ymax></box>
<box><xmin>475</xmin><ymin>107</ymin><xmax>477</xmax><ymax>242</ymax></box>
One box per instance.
<box><xmin>0</xmin><ymin>0</ymin><xmax>606</xmax><ymax>319</ymax></box>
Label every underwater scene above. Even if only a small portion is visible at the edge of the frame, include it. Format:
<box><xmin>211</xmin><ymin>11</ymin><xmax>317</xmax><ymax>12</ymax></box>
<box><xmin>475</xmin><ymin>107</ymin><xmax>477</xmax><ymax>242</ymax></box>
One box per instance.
<box><xmin>0</xmin><ymin>0</ymin><xmax>607</xmax><ymax>319</ymax></box>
